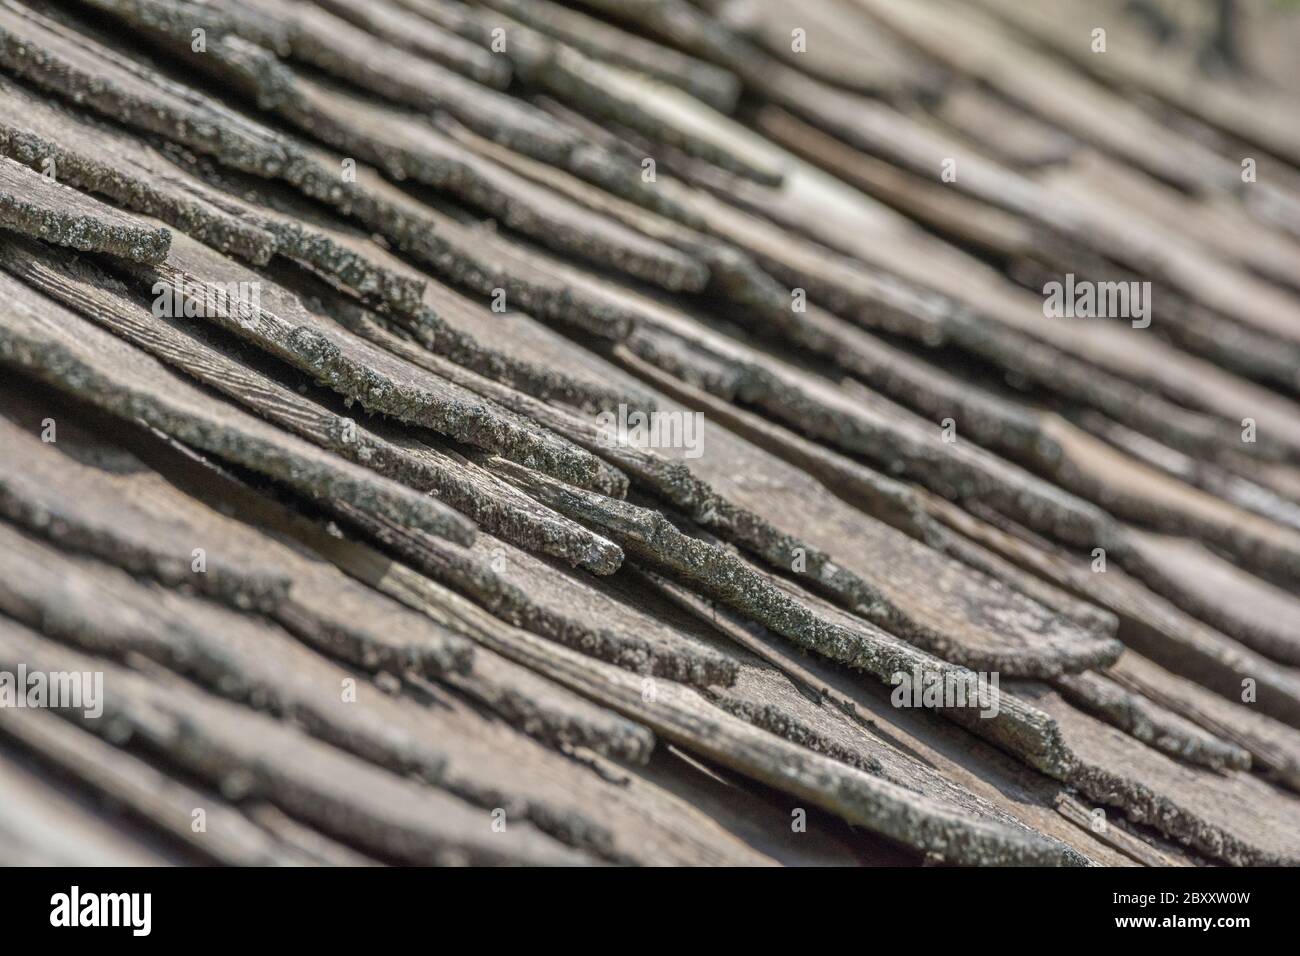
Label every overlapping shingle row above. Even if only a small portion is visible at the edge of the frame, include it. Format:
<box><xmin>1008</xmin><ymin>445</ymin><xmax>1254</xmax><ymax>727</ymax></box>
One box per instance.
<box><xmin>0</xmin><ymin>0</ymin><xmax>1297</xmax><ymax>866</ymax></box>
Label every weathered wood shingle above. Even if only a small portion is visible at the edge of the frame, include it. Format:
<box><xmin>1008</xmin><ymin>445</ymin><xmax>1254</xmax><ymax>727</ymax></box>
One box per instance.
<box><xmin>0</xmin><ymin>0</ymin><xmax>1297</xmax><ymax>868</ymax></box>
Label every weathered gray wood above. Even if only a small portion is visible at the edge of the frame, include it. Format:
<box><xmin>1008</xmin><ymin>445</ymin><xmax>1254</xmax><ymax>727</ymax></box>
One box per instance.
<box><xmin>474</xmin><ymin>0</ymin><xmax>740</xmax><ymax>111</ymax></box>
<box><xmin>1238</xmin><ymin>458</ymin><xmax>1300</xmax><ymax>509</ymax></box>
<box><xmin>1038</xmin><ymin>158</ymin><xmax>1300</xmax><ymax>378</ymax></box>
<box><xmin>387</xmin><ymin>0</ymin><xmax>775</xmax><ymax>182</ymax></box>
<box><xmin>2</xmin><ymin>0</ymin><xmax>1295</xmax><ymax>868</ymax></box>
<box><xmin>0</xmin><ymin>76</ymin><xmax>278</xmax><ymax>264</ymax></box>
<box><xmin>434</xmin><ymin>114</ymin><xmax>778</xmax><ymax>302</ymax></box>
<box><xmin>1044</xmin><ymin>145</ymin><xmax>1300</xmax><ymax>305</ymax></box>
<box><xmin>314</xmin><ymin>0</ymin><xmax>512</xmax><ymax>87</ymax></box>
<box><xmin>631</xmin><ymin>745</ymin><xmax>893</xmax><ymax>865</ymax></box>
<box><xmin>969</xmin><ymin>0</ymin><xmax>1300</xmax><ymax>168</ymax></box>
<box><xmin>613</xmin><ymin>349</ymin><xmax>1121</xmax><ymax>637</ymax></box>
<box><xmin>432</xmin><ymin>648</ymin><xmax>656</xmax><ymax>764</ymax></box>
<box><xmin>0</xmin><ymin>616</ymin><xmax>593</xmax><ymax>866</ymax></box>
<box><xmin>570</xmin><ymin>0</ymin><xmax>1062</xmax><ymax>219</ymax></box>
<box><xmin>237</xmin><ymin>541</ymin><xmax>768</xmax><ymax>859</ymax></box>
<box><xmin>621</xmin><ymin>310</ymin><xmax>1114</xmax><ymax>547</ymax></box>
<box><xmin>486</xmin><ymin>460</ymin><xmax>1117</xmax><ymax>706</ymax></box>
<box><xmin>387</xmin><ymin>190</ymin><xmax>647</xmax><ymax>339</ymax></box>
<box><xmin>665</xmin><ymin>99</ymin><xmax>1300</xmax><ymax>462</ymax></box>
<box><xmin>925</xmin><ymin>498</ymin><xmax>1300</xmax><ymax>729</ymax></box>
<box><xmin>0</xmin><ymin>1</ymin><xmax>297</xmax><ymax>177</ymax></box>
<box><xmin>303</xmin><ymin>501</ymin><xmax>740</xmax><ymax>687</ymax></box>
<box><xmin>638</xmin><ymin>398</ymin><xmax>1115</xmax><ymax>670</ymax></box>
<box><xmin>0</xmin><ymin>154</ymin><xmax>169</xmax><ymax>261</ymax></box>
<box><xmin>121</xmin><ymin>117</ymin><xmax>654</xmax><ymax>345</ymax></box>
<box><xmin>1012</xmin><ymin>683</ymin><xmax>1300</xmax><ymax>867</ymax></box>
<box><xmin>135</xmin><ymin>230</ymin><xmax>626</xmax><ymax>496</ymax></box>
<box><xmin>693</xmin><ymin>0</ymin><xmax>945</xmax><ymax>100</ymax></box>
<box><xmin>528</xmin><ymin>91</ymin><xmax>759</xmax><ymax>219</ymax></box>
<box><xmin>271</xmin><ymin>70</ymin><xmax>710</xmax><ymax>292</ymax></box>
<box><xmin>128</xmin><ymin>422</ymin><xmax>736</xmax><ymax>691</ymax></box>
<box><xmin>237</xmin><ymin>802</ymin><xmax>383</xmax><ymax>866</ymax></box>
<box><xmin>313</xmin><ymin>535</ymin><xmax>1088</xmax><ymax>864</ymax></box>
<box><xmin>467</xmin><ymin>533</ymin><xmax>740</xmax><ymax>685</ymax></box>
<box><xmin>1120</xmin><ymin>528</ymin><xmax>1300</xmax><ymax>665</ymax></box>
<box><xmin>1053</xmin><ymin>793</ymin><xmax>1182</xmax><ymax>868</ymax></box>
<box><xmin>931</xmin><ymin>84</ymin><xmax>1078</xmax><ymax>169</ymax></box>
<box><xmin>64</xmin><ymin>0</ymin><xmax>298</xmax><ymax>108</ymax></box>
<box><xmin>0</xmin><ymin>269</ymin><xmax>476</xmax><ymax>544</ymax></box>
<box><xmin>1076</xmin><ymin>411</ymin><xmax>1300</xmax><ymax>533</ymax></box>
<box><xmin>0</xmin><ymin>387</ymin><xmax>289</xmax><ymax>614</ymax></box>
<box><xmin>0</xmin><ymin>385</ymin><xmax>477</xmax><ymax>678</ymax></box>
<box><xmin>38</xmin><ymin>401</ymin><xmax>659</xmax><ymax>766</ymax></box>
<box><xmin>651</xmin><ymin>165</ymin><xmax>1297</xmax><ymax>470</ymax></box>
<box><xmin>405</xmin><ymin>275</ymin><xmax>660</xmax><ymax>414</ymax></box>
<box><xmin>0</xmin><ymin>466</ymin><xmax>648</xmax><ymax>767</ymax></box>
<box><xmin>0</xmin><ymin>741</ymin><xmax>172</xmax><ymax>865</ymax></box>
<box><xmin>236</xmin><ymin>0</ymin><xmax>578</xmax><ymax>161</ymax></box>
<box><xmin>754</xmin><ymin>105</ymin><xmax>1040</xmax><ymax>255</ymax></box>
<box><xmin>0</xmin><ymin>524</ymin><xmax>666</xmax><ymax>854</ymax></box>
<box><xmin>178</xmin><ymin>167</ymin><xmax>431</xmax><ymax>314</ymax></box>
<box><xmin>480</xmin><ymin>18</ymin><xmax>778</xmax><ymax>184</ymax></box>
<box><xmin>379</xmin><ymin>211</ymin><xmax>1128</xmax><ymax>560</ymax></box>
<box><xmin>854</xmin><ymin>0</ymin><xmax>1238</xmax><ymax>193</ymax></box>
<box><xmin>624</xmin><ymin>567</ymin><xmax>1069</xmax><ymax>833</ymax></box>
<box><xmin>0</xmin><ymin>235</ymin><xmax>623</xmax><ymax>574</ymax></box>
<box><xmin>74</xmin><ymin>0</ymin><xmax>573</xmax><ymax>164</ymax></box>
<box><xmin>1016</xmin><ymin>410</ymin><xmax>1300</xmax><ymax>588</ymax></box>
<box><xmin>0</xmin><ymin>705</ymin><xmax>335</xmax><ymax>866</ymax></box>
<box><xmin>1110</xmin><ymin>650</ymin><xmax>1300</xmax><ymax>794</ymax></box>
<box><xmin>1054</xmin><ymin>670</ymin><xmax>1251</xmax><ymax>772</ymax></box>
<box><xmin>493</xmin><ymin>439</ymin><xmax>1119</xmax><ymax>679</ymax></box>
<box><xmin>0</xmin><ymin>74</ymin><xmax>432</xmax><ymax>313</ymax></box>
<box><xmin>376</xmin><ymin>315</ymin><xmax>1121</xmax><ymax>676</ymax></box>
<box><xmin>147</xmin><ymin>145</ymin><xmax>655</xmax><ymax>412</ymax></box>
<box><xmin>644</xmin><ymin>571</ymin><xmax>1138</xmax><ymax>865</ymax></box>
<box><xmin>72</xmin><ymin>0</ymin><xmax>291</xmax><ymax>51</ymax></box>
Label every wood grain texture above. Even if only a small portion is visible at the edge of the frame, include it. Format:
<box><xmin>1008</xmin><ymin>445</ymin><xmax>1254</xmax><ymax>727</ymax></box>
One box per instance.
<box><xmin>1</xmin><ymin>0</ymin><xmax>1296</xmax><ymax>868</ymax></box>
<box><xmin>0</xmin><ymin>269</ymin><xmax>476</xmax><ymax>544</ymax></box>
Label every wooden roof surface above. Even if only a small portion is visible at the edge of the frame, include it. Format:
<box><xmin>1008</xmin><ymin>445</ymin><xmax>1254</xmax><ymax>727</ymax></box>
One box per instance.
<box><xmin>0</xmin><ymin>0</ymin><xmax>1298</xmax><ymax>866</ymax></box>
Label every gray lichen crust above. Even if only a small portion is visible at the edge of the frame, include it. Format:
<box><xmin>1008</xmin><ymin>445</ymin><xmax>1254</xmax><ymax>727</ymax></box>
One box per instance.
<box><xmin>0</xmin><ymin>154</ymin><xmax>170</xmax><ymax>262</ymax></box>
